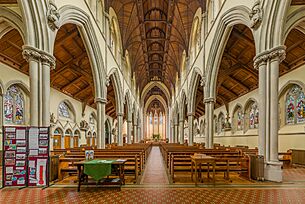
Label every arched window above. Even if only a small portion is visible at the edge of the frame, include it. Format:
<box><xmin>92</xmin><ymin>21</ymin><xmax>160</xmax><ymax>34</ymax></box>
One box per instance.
<box><xmin>249</xmin><ymin>103</ymin><xmax>259</xmax><ymax>129</ymax></box>
<box><xmin>4</xmin><ymin>85</ymin><xmax>25</xmax><ymax>124</ymax></box>
<box><xmin>154</xmin><ymin>112</ymin><xmax>158</xmax><ymax>125</ymax></box>
<box><xmin>233</xmin><ymin>106</ymin><xmax>243</xmax><ymax>131</ymax></box>
<box><xmin>214</xmin><ymin>115</ymin><xmax>218</xmax><ymax>133</ymax></box>
<box><xmin>58</xmin><ymin>102</ymin><xmax>70</xmax><ymax>118</ymax></box>
<box><xmin>286</xmin><ymin>85</ymin><xmax>305</xmax><ymax>124</ymax></box>
<box><xmin>218</xmin><ymin>113</ymin><xmax>225</xmax><ymax>134</ymax></box>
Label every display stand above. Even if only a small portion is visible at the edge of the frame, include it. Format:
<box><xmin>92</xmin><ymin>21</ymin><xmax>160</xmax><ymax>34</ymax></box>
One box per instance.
<box><xmin>2</xmin><ymin>126</ymin><xmax>50</xmax><ymax>188</ymax></box>
<box><xmin>2</xmin><ymin>126</ymin><xmax>27</xmax><ymax>187</ymax></box>
<box><xmin>27</xmin><ymin>127</ymin><xmax>50</xmax><ymax>187</ymax></box>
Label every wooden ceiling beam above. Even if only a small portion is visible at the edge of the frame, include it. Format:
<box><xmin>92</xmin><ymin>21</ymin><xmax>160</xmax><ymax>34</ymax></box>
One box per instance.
<box><xmin>220</xmin><ymin>85</ymin><xmax>238</xmax><ymax>97</ymax></box>
<box><xmin>73</xmin><ymin>85</ymin><xmax>91</xmax><ymax>98</ymax></box>
<box><xmin>227</xmin><ymin>76</ymin><xmax>250</xmax><ymax>91</ymax></box>
<box><xmin>224</xmin><ymin>52</ymin><xmax>258</xmax><ymax>78</ymax></box>
<box><xmin>61</xmin><ymin>76</ymin><xmax>84</xmax><ymax>90</ymax></box>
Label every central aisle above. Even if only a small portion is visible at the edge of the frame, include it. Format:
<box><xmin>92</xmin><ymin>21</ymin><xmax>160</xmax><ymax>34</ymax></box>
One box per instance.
<box><xmin>140</xmin><ymin>146</ymin><xmax>169</xmax><ymax>184</ymax></box>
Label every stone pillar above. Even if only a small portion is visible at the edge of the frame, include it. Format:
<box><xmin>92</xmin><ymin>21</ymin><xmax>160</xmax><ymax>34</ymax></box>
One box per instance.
<box><xmin>133</xmin><ymin>123</ymin><xmax>138</xmax><ymax>143</ymax></box>
<box><xmin>188</xmin><ymin>113</ymin><xmax>194</xmax><ymax>145</ymax></box>
<box><xmin>174</xmin><ymin>122</ymin><xmax>179</xmax><ymax>143</ymax></box>
<box><xmin>170</xmin><ymin>122</ymin><xmax>174</xmax><ymax>143</ymax></box>
<box><xmin>179</xmin><ymin>119</ymin><xmax>184</xmax><ymax>144</ymax></box>
<box><xmin>204</xmin><ymin>98</ymin><xmax>215</xmax><ymax>148</ymax></box>
<box><xmin>254</xmin><ymin>46</ymin><xmax>286</xmax><ymax>182</ymax></box>
<box><xmin>127</xmin><ymin>120</ymin><xmax>132</xmax><ymax>144</ymax></box>
<box><xmin>96</xmin><ymin>98</ymin><xmax>106</xmax><ymax>149</ymax></box>
<box><xmin>117</xmin><ymin>113</ymin><xmax>123</xmax><ymax>146</ymax></box>
<box><xmin>137</xmin><ymin>125</ymin><xmax>141</xmax><ymax>142</ymax></box>
<box><xmin>23</xmin><ymin>46</ymin><xmax>55</xmax><ymax>126</ymax></box>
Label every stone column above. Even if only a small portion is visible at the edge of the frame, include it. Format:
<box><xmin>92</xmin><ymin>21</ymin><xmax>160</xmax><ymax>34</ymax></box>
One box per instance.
<box><xmin>127</xmin><ymin>120</ymin><xmax>132</xmax><ymax>144</ymax></box>
<box><xmin>96</xmin><ymin>98</ymin><xmax>106</xmax><ymax>149</ymax></box>
<box><xmin>170</xmin><ymin>122</ymin><xmax>174</xmax><ymax>143</ymax></box>
<box><xmin>23</xmin><ymin>46</ymin><xmax>55</xmax><ymax>126</ymax></box>
<box><xmin>174</xmin><ymin>122</ymin><xmax>179</xmax><ymax>143</ymax></box>
<box><xmin>117</xmin><ymin>113</ymin><xmax>123</xmax><ymax>146</ymax></box>
<box><xmin>179</xmin><ymin>119</ymin><xmax>184</xmax><ymax>144</ymax></box>
<box><xmin>137</xmin><ymin>125</ymin><xmax>141</xmax><ymax>142</ymax></box>
<box><xmin>188</xmin><ymin>113</ymin><xmax>194</xmax><ymax>145</ymax></box>
<box><xmin>133</xmin><ymin>122</ymin><xmax>138</xmax><ymax>143</ymax></box>
<box><xmin>254</xmin><ymin>46</ymin><xmax>286</xmax><ymax>182</ymax></box>
<box><xmin>204</xmin><ymin>98</ymin><xmax>215</xmax><ymax>148</ymax></box>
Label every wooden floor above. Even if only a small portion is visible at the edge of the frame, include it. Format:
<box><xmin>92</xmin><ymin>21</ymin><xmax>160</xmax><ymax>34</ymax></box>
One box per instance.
<box><xmin>140</xmin><ymin>146</ymin><xmax>169</xmax><ymax>184</ymax></box>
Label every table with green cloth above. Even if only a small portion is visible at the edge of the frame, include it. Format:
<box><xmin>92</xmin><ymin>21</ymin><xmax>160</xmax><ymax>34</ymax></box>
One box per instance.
<box><xmin>84</xmin><ymin>159</ymin><xmax>115</xmax><ymax>180</ymax></box>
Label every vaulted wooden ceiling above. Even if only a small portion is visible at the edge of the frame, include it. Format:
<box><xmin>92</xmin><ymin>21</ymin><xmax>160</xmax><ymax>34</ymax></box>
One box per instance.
<box><xmin>146</xmin><ymin>99</ymin><xmax>165</xmax><ymax>114</ymax></box>
<box><xmin>106</xmin><ymin>0</ymin><xmax>205</xmax><ymax>94</ymax></box>
<box><xmin>291</xmin><ymin>0</ymin><xmax>305</xmax><ymax>5</ymax></box>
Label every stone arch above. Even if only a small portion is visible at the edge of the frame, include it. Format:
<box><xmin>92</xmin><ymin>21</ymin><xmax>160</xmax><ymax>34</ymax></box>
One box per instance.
<box><xmin>180</xmin><ymin>89</ymin><xmax>187</xmax><ymax>120</ymax></box>
<box><xmin>141</xmin><ymin>81</ymin><xmax>171</xmax><ymax>106</ymax></box>
<box><xmin>107</xmin><ymin>67</ymin><xmax>124</xmax><ymax>114</ymax></box>
<box><xmin>188</xmin><ymin>68</ymin><xmax>203</xmax><ymax>113</ymax></box>
<box><xmin>205</xmin><ymin>6</ymin><xmax>253</xmax><ymax>99</ymax></box>
<box><xmin>124</xmin><ymin>90</ymin><xmax>132</xmax><ymax>119</ymax></box>
<box><xmin>284</xmin><ymin>7</ymin><xmax>305</xmax><ymax>43</ymax></box>
<box><xmin>189</xmin><ymin>8</ymin><xmax>202</xmax><ymax>60</ymax></box>
<box><xmin>279</xmin><ymin>80</ymin><xmax>305</xmax><ymax>98</ymax></box>
<box><xmin>108</xmin><ymin>7</ymin><xmax>123</xmax><ymax>57</ymax></box>
<box><xmin>57</xmin><ymin>99</ymin><xmax>76</xmax><ymax>122</ymax></box>
<box><xmin>5</xmin><ymin>80</ymin><xmax>30</xmax><ymax>96</ymax></box>
<box><xmin>56</xmin><ymin>5</ymin><xmax>105</xmax><ymax>99</ymax></box>
<box><xmin>0</xmin><ymin>7</ymin><xmax>25</xmax><ymax>41</ymax></box>
<box><xmin>244</xmin><ymin>98</ymin><xmax>258</xmax><ymax>111</ymax></box>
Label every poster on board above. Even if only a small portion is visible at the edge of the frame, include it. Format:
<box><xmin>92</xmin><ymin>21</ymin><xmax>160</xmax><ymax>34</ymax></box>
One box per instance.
<box><xmin>2</xmin><ymin>126</ymin><xmax>27</xmax><ymax>187</ymax></box>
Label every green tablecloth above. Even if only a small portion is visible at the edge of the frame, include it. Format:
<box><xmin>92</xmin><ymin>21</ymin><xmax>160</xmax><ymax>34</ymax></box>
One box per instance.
<box><xmin>84</xmin><ymin>160</ymin><xmax>115</xmax><ymax>181</ymax></box>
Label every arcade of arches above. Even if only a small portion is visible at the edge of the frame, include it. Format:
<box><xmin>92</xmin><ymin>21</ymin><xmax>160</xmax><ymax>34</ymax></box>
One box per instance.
<box><xmin>1</xmin><ymin>0</ymin><xmax>305</xmax><ymax>203</ymax></box>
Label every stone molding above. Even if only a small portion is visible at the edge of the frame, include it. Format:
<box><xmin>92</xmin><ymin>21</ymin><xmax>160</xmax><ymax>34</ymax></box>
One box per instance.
<box><xmin>187</xmin><ymin>112</ymin><xmax>195</xmax><ymax>117</ymax></box>
<box><xmin>47</xmin><ymin>0</ymin><xmax>60</xmax><ymax>31</ymax></box>
<box><xmin>253</xmin><ymin>46</ymin><xmax>286</xmax><ymax>70</ymax></box>
<box><xmin>204</xmin><ymin>97</ymin><xmax>215</xmax><ymax>104</ymax></box>
<box><xmin>22</xmin><ymin>45</ymin><xmax>56</xmax><ymax>69</ymax></box>
<box><xmin>117</xmin><ymin>113</ymin><xmax>124</xmax><ymax>117</ymax></box>
<box><xmin>249</xmin><ymin>0</ymin><xmax>263</xmax><ymax>30</ymax></box>
<box><xmin>96</xmin><ymin>98</ymin><xmax>107</xmax><ymax>104</ymax></box>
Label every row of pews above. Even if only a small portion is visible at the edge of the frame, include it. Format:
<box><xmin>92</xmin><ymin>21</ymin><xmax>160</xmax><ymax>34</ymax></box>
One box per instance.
<box><xmin>51</xmin><ymin>143</ymin><xmax>152</xmax><ymax>183</ymax></box>
<box><xmin>160</xmin><ymin>143</ymin><xmax>258</xmax><ymax>183</ymax></box>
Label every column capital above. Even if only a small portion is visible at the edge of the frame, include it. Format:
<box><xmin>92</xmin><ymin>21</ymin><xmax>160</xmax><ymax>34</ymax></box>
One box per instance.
<box><xmin>204</xmin><ymin>97</ymin><xmax>215</xmax><ymax>104</ymax></box>
<box><xmin>95</xmin><ymin>97</ymin><xmax>107</xmax><ymax>104</ymax></box>
<box><xmin>179</xmin><ymin>119</ymin><xmax>184</xmax><ymax>123</ymax></box>
<box><xmin>22</xmin><ymin>45</ymin><xmax>56</xmax><ymax>69</ymax></box>
<box><xmin>253</xmin><ymin>46</ymin><xmax>286</xmax><ymax>69</ymax></box>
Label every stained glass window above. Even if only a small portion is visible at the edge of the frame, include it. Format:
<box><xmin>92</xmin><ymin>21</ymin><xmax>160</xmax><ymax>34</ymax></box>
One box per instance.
<box><xmin>58</xmin><ymin>102</ymin><xmax>70</xmax><ymax>118</ymax></box>
<box><xmin>4</xmin><ymin>85</ymin><xmax>24</xmax><ymax>124</ymax></box>
<box><xmin>233</xmin><ymin>107</ymin><xmax>243</xmax><ymax>131</ymax></box>
<box><xmin>237</xmin><ymin>110</ymin><xmax>243</xmax><ymax>130</ymax></box>
<box><xmin>286</xmin><ymin>85</ymin><xmax>305</xmax><ymax>124</ymax></box>
<box><xmin>249</xmin><ymin>103</ymin><xmax>259</xmax><ymax>129</ymax></box>
<box><xmin>154</xmin><ymin>112</ymin><xmax>158</xmax><ymax>125</ymax></box>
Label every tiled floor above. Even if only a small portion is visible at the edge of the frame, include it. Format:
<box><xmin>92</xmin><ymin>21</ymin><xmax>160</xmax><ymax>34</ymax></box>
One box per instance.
<box><xmin>1</xmin><ymin>149</ymin><xmax>305</xmax><ymax>203</ymax></box>
<box><xmin>1</xmin><ymin>186</ymin><xmax>305</xmax><ymax>203</ymax></box>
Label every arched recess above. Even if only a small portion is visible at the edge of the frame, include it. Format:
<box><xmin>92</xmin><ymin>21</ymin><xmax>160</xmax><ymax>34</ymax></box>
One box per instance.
<box><xmin>0</xmin><ymin>7</ymin><xmax>25</xmax><ymax>41</ymax></box>
<box><xmin>73</xmin><ymin>129</ymin><xmax>80</xmax><ymax>148</ymax></box>
<box><xmin>108</xmin><ymin>7</ymin><xmax>123</xmax><ymax>58</ymax></box>
<box><xmin>141</xmin><ymin>81</ymin><xmax>171</xmax><ymax>106</ymax></box>
<box><xmin>105</xmin><ymin>118</ymin><xmax>111</xmax><ymax>145</ymax></box>
<box><xmin>205</xmin><ymin>6</ymin><xmax>253</xmax><ymax>99</ymax></box>
<box><xmin>189</xmin><ymin>8</ymin><xmax>202</xmax><ymax>63</ymax></box>
<box><xmin>244</xmin><ymin>98</ymin><xmax>259</xmax><ymax>132</ymax></box>
<box><xmin>231</xmin><ymin>104</ymin><xmax>244</xmax><ymax>133</ymax></box>
<box><xmin>188</xmin><ymin>69</ymin><xmax>204</xmax><ymax>118</ymax></box>
<box><xmin>180</xmin><ymin>90</ymin><xmax>188</xmax><ymax>121</ymax></box>
<box><xmin>53</xmin><ymin>127</ymin><xmax>63</xmax><ymax>149</ymax></box>
<box><xmin>64</xmin><ymin>129</ymin><xmax>72</xmax><ymax>149</ymax></box>
<box><xmin>107</xmin><ymin>68</ymin><xmax>123</xmax><ymax>115</ymax></box>
<box><xmin>56</xmin><ymin>6</ymin><xmax>105</xmax><ymax>99</ymax></box>
<box><xmin>217</xmin><ymin>111</ymin><xmax>225</xmax><ymax>134</ymax></box>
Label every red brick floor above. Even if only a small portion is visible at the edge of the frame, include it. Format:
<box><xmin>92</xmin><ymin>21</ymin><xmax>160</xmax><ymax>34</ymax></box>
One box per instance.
<box><xmin>140</xmin><ymin>146</ymin><xmax>169</xmax><ymax>184</ymax></box>
<box><xmin>283</xmin><ymin>166</ymin><xmax>305</xmax><ymax>182</ymax></box>
<box><xmin>1</xmin><ymin>187</ymin><xmax>305</xmax><ymax>203</ymax></box>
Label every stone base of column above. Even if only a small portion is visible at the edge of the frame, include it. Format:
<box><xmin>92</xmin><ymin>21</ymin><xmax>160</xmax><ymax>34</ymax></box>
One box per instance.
<box><xmin>264</xmin><ymin>161</ymin><xmax>283</xmax><ymax>182</ymax></box>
